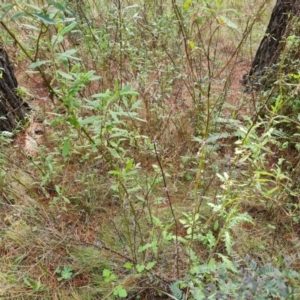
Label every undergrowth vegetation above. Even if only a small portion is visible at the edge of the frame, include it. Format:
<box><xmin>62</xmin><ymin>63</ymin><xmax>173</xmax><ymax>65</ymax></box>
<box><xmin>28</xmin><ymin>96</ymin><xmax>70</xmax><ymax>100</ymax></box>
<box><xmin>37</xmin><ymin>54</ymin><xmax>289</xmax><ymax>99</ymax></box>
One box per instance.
<box><xmin>0</xmin><ymin>0</ymin><xmax>300</xmax><ymax>299</ymax></box>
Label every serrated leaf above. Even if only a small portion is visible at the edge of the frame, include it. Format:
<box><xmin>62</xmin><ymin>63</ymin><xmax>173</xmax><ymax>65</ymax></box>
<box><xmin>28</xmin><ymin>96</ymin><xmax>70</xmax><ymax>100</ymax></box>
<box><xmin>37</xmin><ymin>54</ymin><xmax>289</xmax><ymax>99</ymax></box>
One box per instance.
<box><xmin>206</xmin><ymin>132</ymin><xmax>231</xmax><ymax>144</ymax></box>
<box><xmin>224</xmin><ymin>231</ymin><xmax>232</xmax><ymax>255</ymax></box>
<box><xmin>218</xmin><ymin>254</ymin><xmax>238</xmax><ymax>273</ymax></box>
<box><xmin>136</xmin><ymin>264</ymin><xmax>145</xmax><ymax>273</ymax></box>
<box><xmin>123</xmin><ymin>262</ymin><xmax>133</xmax><ymax>269</ymax></box>
<box><xmin>61</xmin><ymin>266</ymin><xmax>73</xmax><ymax>279</ymax></box>
<box><xmin>145</xmin><ymin>261</ymin><xmax>156</xmax><ymax>270</ymax></box>
<box><xmin>138</xmin><ymin>243</ymin><xmax>153</xmax><ymax>253</ymax></box>
<box><xmin>170</xmin><ymin>283</ymin><xmax>184</xmax><ymax>300</ymax></box>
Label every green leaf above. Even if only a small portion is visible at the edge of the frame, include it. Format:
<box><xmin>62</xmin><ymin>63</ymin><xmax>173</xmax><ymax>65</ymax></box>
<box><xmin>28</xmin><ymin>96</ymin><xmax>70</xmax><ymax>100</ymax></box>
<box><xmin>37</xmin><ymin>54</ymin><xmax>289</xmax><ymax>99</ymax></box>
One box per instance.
<box><xmin>206</xmin><ymin>132</ymin><xmax>231</xmax><ymax>144</ymax></box>
<box><xmin>59</xmin><ymin>22</ymin><xmax>77</xmax><ymax>36</ymax></box>
<box><xmin>79</xmin><ymin>116</ymin><xmax>101</xmax><ymax>126</ymax></box>
<box><xmin>217</xmin><ymin>15</ymin><xmax>238</xmax><ymax>30</ymax></box>
<box><xmin>48</xmin><ymin>0</ymin><xmax>67</xmax><ymax>11</ymax></box>
<box><xmin>11</xmin><ymin>12</ymin><xmax>27</xmax><ymax>21</ymax></box>
<box><xmin>223</xmin><ymin>231</ymin><xmax>232</xmax><ymax>255</ymax></box>
<box><xmin>102</xmin><ymin>269</ymin><xmax>111</xmax><ymax>277</ymax></box>
<box><xmin>51</xmin><ymin>34</ymin><xmax>64</xmax><ymax>47</ymax></box>
<box><xmin>0</xmin><ymin>3</ymin><xmax>14</xmax><ymax>21</ymax></box>
<box><xmin>265</xmin><ymin>186</ymin><xmax>278</xmax><ymax>196</ymax></box>
<box><xmin>60</xmin><ymin>266</ymin><xmax>73</xmax><ymax>280</ymax></box>
<box><xmin>113</xmin><ymin>286</ymin><xmax>128</xmax><ymax>298</ymax></box>
<box><xmin>138</xmin><ymin>243</ymin><xmax>153</xmax><ymax>253</ymax></box>
<box><xmin>23</xmin><ymin>276</ymin><xmax>33</xmax><ymax>287</ymax></box>
<box><xmin>218</xmin><ymin>254</ymin><xmax>238</xmax><ymax>273</ymax></box>
<box><xmin>67</xmin><ymin>116</ymin><xmax>80</xmax><ymax>127</ymax></box>
<box><xmin>56</xmin><ymin>49</ymin><xmax>81</xmax><ymax>62</ymax></box>
<box><xmin>33</xmin><ymin>12</ymin><xmax>56</xmax><ymax>24</ymax></box>
<box><xmin>224</xmin><ymin>8</ymin><xmax>240</xmax><ymax>16</ymax></box>
<box><xmin>62</xmin><ymin>196</ymin><xmax>70</xmax><ymax>204</ymax></box>
<box><xmin>179</xmin><ymin>219</ymin><xmax>187</xmax><ymax>225</ymax></box>
<box><xmin>189</xmin><ymin>40</ymin><xmax>195</xmax><ymax>50</ymax></box>
<box><xmin>213</xmin><ymin>220</ymin><xmax>219</xmax><ymax>231</ymax></box>
<box><xmin>56</xmin><ymin>70</ymin><xmax>73</xmax><ymax>80</ymax></box>
<box><xmin>62</xmin><ymin>138</ymin><xmax>70</xmax><ymax>157</ymax></box>
<box><xmin>183</xmin><ymin>0</ymin><xmax>192</xmax><ymax>9</ymax></box>
<box><xmin>108</xmin><ymin>147</ymin><xmax>121</xmax><ymax>159</ymax></box>
<box><xmin>197</xmin><ymin>17</ymin><xmax>203</xmax><ymax>24</ymax></box>
<box><xmin>170</xmin><ymin>283</ymin><xmax>185</xmax><ymax>300</ymax></box>
<box><xmin>29</xmin><ymin>60</ymin><xmax>51</xmax><ymax>69</ymax></box>
<box><xmin>120</xmin><ymin>84</ymin><xmax>138</xmax><ymax>96</ymax></box>
<box><xmin>145</xmin><ymin>261</ymin><xmax>156</xmax><ymax>270</ymax></box>
<box><xmin>103</xmin><ymin>269</ymin><xmax>116</xmax><ymax>282</ymax></box>
<box><xmin>23</xmin><ymin>3</ymin><xmax>41</xmax><ymax>11</ymax></box>
<box><xmin>123</xmin><ymin>262</ymin><xmax>133</xmax><ymax>269</ymax></box>
<box><xmin>136</xmin><ymin>264</ymin><xmax>145</xmax><ymax>273</ymax></box>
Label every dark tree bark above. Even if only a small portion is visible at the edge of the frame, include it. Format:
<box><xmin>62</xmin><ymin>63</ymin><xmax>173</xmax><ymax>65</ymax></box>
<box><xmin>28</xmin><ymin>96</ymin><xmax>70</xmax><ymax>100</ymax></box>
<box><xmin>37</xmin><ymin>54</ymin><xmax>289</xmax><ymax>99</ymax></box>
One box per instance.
<box><xmin>0</xmin><ymin>45</ymin><xmax>29</xmax><ymax>131</ymax></box>
<box><xmin>243</xmin><ymin>0</ymin><xmax>300</xmax><ymax>89</ymax></box>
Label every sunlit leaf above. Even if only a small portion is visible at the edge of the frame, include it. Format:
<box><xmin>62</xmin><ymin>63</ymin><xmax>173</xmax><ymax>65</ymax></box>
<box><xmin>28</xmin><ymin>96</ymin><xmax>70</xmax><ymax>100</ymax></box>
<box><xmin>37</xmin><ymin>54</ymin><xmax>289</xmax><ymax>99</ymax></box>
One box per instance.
<box><xmin>217</xmin><ymin>15</ymin><xmax>238</xmax><ymax>30</ymax></box>
<box><xmin>123</xmin><ymin>262</ymin><xmax>133</xmax><ymax>269</ymax></box>
<box><xmin>183</xmin><ymin>0</ymin><xmax>192</xmax><ymax>9</ymax></box>
<box><xmin>189</xmin><ymin>40</ymin><xmax>195</xmax><ymax>50</ymax></box>
<box><xmin>216</xmin><ymin>16</ymin><xmax>226</xmax><ymax>25</ymax></box>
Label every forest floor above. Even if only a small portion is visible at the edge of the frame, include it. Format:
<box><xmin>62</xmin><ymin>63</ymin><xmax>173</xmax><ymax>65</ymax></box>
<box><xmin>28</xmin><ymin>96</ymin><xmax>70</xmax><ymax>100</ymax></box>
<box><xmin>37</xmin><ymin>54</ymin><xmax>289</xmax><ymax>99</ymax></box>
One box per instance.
<box><xmin>1</xmin><ymin>1</ymin><xmax>300</xmax><ymax>299</ymax></box>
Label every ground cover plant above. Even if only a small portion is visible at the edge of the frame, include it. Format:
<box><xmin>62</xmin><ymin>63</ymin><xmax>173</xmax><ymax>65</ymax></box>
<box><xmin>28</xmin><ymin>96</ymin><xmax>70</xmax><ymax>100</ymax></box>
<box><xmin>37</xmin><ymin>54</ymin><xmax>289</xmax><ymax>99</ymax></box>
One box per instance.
<box><xmin>0</xmin><ymin>0</ymin><xmax>300</xmax><ymax>299</ymax></box>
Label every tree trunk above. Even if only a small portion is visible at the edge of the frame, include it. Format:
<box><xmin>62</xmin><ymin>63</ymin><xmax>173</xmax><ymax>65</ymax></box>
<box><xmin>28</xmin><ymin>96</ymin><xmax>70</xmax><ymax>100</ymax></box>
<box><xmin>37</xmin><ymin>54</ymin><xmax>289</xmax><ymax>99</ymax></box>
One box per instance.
<box><xmin>0</xmin><ymin>45</ymin><xmax>29</xmax><ymax>131</ymax></box>
<box><xmin>243</xmin><ymin>0</ymin><xmax>300</xmax><ymax>89</ymax></box>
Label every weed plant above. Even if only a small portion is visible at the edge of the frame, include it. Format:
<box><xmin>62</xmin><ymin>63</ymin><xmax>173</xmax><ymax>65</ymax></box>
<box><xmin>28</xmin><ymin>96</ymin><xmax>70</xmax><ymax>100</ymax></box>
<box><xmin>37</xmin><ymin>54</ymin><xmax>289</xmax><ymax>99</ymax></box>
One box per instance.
<box><xmin>0</xmin><ymin>0</ymin><xmax>300</xmax><ymax>299</ymax></box>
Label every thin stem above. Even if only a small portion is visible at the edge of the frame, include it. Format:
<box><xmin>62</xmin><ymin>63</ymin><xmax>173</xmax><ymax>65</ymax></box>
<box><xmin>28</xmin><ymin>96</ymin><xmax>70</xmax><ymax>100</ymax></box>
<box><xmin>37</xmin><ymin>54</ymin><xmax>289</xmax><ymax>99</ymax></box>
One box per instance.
<box><xmin>153</xmin><ymin>141</ymin><xmax>179</xmax><ymax>278</ymax></box>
